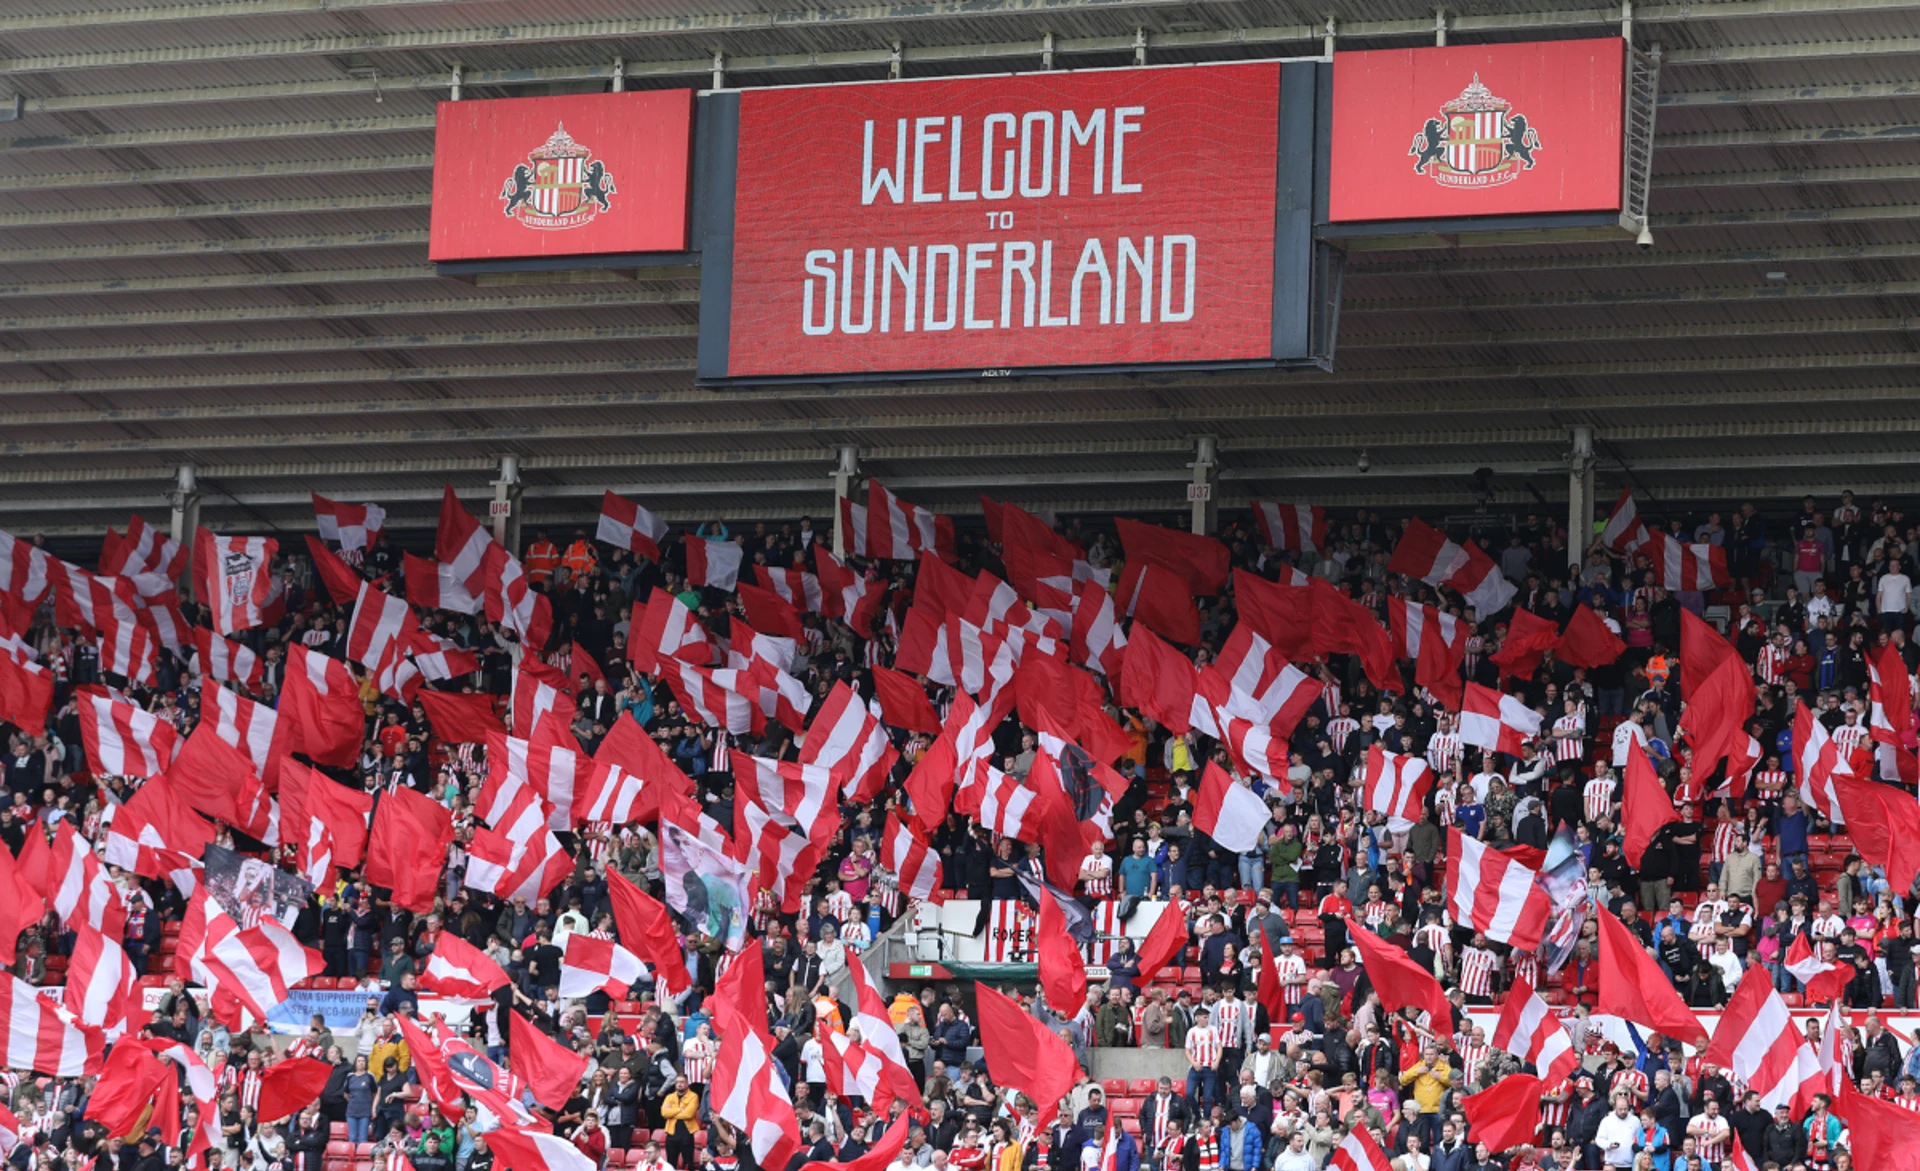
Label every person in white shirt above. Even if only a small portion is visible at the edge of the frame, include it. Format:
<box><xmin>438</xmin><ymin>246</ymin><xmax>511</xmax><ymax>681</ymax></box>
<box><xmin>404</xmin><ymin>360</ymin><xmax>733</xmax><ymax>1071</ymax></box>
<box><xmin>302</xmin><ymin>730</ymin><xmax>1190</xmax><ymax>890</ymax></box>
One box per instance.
<box><xmin>1612</xmin><ymin>711</ymin><xmax>1649</xmax><ymax>768</ymax></box>
<box><xmin>1878</xmin><ymin>559</ymin><xmax>1913</xmax><ymax>625</ymax></box>
<box><xmin>1595</xmin><ymin>1094</ymin><xmax>1641</xmax><ymax>1167</ymax></box>
<box><xmin>1709</xmin><ymin>938</ymin><xmax>1743</xmax><ymax>993</ymax></box>
<box><xmin>817</xmin><ymin>922</ymin><xmax>848</xmax><ymax>978</ymax></box>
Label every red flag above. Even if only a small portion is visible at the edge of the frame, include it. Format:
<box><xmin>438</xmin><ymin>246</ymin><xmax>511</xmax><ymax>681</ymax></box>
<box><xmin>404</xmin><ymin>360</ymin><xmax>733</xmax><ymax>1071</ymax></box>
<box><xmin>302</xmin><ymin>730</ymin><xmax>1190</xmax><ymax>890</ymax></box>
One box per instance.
<box><xmin>870</xmin><ymin>665</ymin><xmax>941</xmax><ymax>735</ymax></box>
<box><xmin>1115</xmin><ymin>559</ymin><xmax>1202</xmax><ymax>646</ymax></box>
<box><xmin>1832</xmin><ymin>773</ymin><xmax>1920</xmax><ymax>899</ymax></box>
<box><xmin>280</xmin><ymin>644</ymin><xmax>363</xmax><ymax>768</ymax></box>
<box><xmin>1256</xmin><ymin>928</ymin><xmax>1286</xmax><ymax>1024</ymax></box>
<box><xmin>416</xmin><ymin>690</ymin><xmax>504</xmax><ymax>744</ymax></box>
<box><xmin>1678</xmin><ymin>608</ymin><xmax>1754</xmax><ymax>776</ymax></box>
<box><xmin>508</xmin><ymin>1010</ymin><xmax>592</xmax><ymax>1111</ymax></box>
<box><xmin>254</xmin><ymin>1055</ymin><xmax>333</xmax><ymax>1123</ymax></box>
<box><xmin>1113</xmin><ymin>517</ymin><xmax>1229</xmax><ymax>594</ymax></box>
<box><xmin>1840</xmin><ymin>1081</ymin><xmax>1920</xmax><ymax>1171</ymax></box>
<box><xmin>737</xmin><ymin>580</ymin><xmax>806</xmax><ymax>641</ymax></box>
<box><xmin>1596</xmin><ymin>910</ymin><xmax>1706</xmax><ymax>1044</ymax></box>
<box><xmin>793</xmin><ymin>1111</ymin><xmax>913</xmax><ymax>1171</ymax></box>
<box><xmin>1490</xmin><ymin>609</ymin><xmax>1560</xmax><ymax>682</ymax></box>
<box><xmin>0</xmin><ymin>843</ymin><xmax>41</xmax><ymax>966</ymax></box>
<box><xmin>1621</xmin><ymin>747</ymin><xmax>1679</xmax><ymax>868</ymax></box>
<box><xmin>1307</xmin><ymin>578</ymin><xmax>1397</xmax><ymax>692</ymax></box>
<box><xmin>974</xmin><ymin>982</ymin><xmax>1082</xmax><ymax>1129</ymax></box>
<box><xmin>1035</xmin><ymin>891</ymin><xmax>1088</xmax><ymax>1014</ymax></box>
<box><xmin>364</xmin><ymin>787</ymin><xmax>452</xmax><ymax>914</ymax></box>
<box><xmin>87</xmin><ymin>1042</ymin><xmax>171</xmax><ymax>1139</ymax></box>
<box><xmin>1133</xmin><ymin>903</ymin><xmax>1188</xmax><ymax>987</ymax></box>
<box><xmin>566</xmin><ymin>641</ymin><xmax>606</xmax><ymax>690</ymax></box>
<box><xmin>1556</xmin><ymin>604</ymin><xmax>1625</xmax><ymax>668</ymax></box>
<box><xmin>1118</xmin><ymin>624</ymin><xmax>1197</xmax><ymax>735</ymax></box>
<box><xmin>1462</xmin><ymin>1072</ymin><xmax>1547</xmax><ymax>1153</ymax></box>
<box><xmin>605</xmin><ymin>866</ymin><xmax>691</xmax><ymax>995</ymax></box>
<box><xmin>1346</xmin><ymin>918</ymin><xmax>1452</xmax><ymax>1032</ymax></box>
<box><xmin>0</xmin><ymin>655</ymin><xmax>52</xmax><ymax>735</ymax></box>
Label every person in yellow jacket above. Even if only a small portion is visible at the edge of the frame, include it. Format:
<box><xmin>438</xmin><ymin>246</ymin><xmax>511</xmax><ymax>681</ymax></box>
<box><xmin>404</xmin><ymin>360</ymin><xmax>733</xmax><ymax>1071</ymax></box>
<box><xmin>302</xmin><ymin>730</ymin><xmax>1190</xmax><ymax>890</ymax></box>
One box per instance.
<box><xmin>659</xmin><ymin>1074</ymin><xmax>700</xmax><ymax>1169</ymax></box>
<box><xmin>524</xmin><ymin>529</ymin><xmax>560</xmax><ymax>588</ymax></box>
<box><xmin>368</xmin><ymin>1021</ymin><xmax>410</xmax><ymax>1082</ymax></box>
<box><xmin>1398</xmin><ymin>1042</ymin><xmax>1452</xmax><ymax>1127</ymax></box>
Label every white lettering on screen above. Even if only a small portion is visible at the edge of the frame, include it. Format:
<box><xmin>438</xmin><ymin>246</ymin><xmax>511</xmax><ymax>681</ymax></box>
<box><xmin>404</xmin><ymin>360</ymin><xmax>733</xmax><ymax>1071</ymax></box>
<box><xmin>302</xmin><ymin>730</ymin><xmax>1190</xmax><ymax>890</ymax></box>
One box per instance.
<box><xmin>797</xmin><ymin>236</ymin><xmax>1197</xmax><ymax>335</ymax></box>
<box><xmin>860</xmin><ymin>107</ymin><xmax>1145</xmax><ymax>205</ymax></box>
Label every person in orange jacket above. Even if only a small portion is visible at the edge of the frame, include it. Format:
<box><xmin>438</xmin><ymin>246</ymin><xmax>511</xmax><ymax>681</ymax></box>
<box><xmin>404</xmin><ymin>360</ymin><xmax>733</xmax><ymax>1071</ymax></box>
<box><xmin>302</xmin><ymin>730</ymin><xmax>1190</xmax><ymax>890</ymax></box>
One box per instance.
<box><xmin>524</xmin><ymin>529</ymin><xmax>560</xmax><ymax>588</ymax></box>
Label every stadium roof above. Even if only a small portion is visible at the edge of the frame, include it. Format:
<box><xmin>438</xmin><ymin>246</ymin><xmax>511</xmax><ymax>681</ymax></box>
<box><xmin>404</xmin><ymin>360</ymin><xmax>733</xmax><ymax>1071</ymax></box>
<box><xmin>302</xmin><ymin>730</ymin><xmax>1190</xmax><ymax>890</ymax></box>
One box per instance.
<box><xmin>3</xmin><ymin>0</ymin><xmax>1917</xmax><ymax>539</ymax></box>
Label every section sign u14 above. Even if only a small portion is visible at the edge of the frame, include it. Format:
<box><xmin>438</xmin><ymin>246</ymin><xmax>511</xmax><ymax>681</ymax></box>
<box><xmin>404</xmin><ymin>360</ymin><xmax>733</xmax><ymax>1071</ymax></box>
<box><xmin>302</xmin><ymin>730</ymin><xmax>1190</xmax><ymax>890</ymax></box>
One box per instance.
<box><xmin>719</xmin><ymin>63</ymin><xmax>1285</xmax><ymax>380</ymax></box>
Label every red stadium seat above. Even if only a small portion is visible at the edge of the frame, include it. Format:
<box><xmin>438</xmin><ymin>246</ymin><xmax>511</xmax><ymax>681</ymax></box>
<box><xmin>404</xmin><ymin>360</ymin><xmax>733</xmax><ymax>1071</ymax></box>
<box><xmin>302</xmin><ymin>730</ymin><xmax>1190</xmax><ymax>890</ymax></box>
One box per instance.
<box><xmin>1130</xmin><ymin>1079</ymin><xmax>1158</xmax><ymax>1096</ymax></box>
<box><xmin>326</xmin><ymin>1143</ymin><xmax>352</xmax><ymax>1157</ymax></box>
<box><xmin>1101</xmin><ymin>1078</ymin><xmax>1127</xmax><ymax>1096</ymax></box>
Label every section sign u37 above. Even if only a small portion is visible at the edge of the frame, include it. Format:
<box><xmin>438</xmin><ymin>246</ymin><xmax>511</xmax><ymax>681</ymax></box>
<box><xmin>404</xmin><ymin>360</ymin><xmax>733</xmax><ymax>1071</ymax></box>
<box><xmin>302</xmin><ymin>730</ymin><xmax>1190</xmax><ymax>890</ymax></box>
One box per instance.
<box><xmin>721</xmin><ymin>63</ymin><xmax>1285</xmax><ymax>380</ymax></box>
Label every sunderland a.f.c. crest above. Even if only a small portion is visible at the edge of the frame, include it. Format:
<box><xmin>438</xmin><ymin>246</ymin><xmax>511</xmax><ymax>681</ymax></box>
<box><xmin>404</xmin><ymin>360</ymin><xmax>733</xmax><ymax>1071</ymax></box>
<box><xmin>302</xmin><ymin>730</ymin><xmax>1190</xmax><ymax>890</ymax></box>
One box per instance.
<box><xmin>499</xmin><ymin>123</ymin><xmax>617</xmax><ymax>229</ymax></box>
<box><xmin>1409</xmin><ymin>74</ymin><xmax>1543</xmax><ymax>189</ymax></box>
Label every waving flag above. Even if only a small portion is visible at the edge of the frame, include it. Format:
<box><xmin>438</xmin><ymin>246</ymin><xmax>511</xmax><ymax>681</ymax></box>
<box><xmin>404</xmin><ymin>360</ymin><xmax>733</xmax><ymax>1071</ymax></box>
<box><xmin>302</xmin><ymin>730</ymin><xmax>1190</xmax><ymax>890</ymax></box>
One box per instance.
<box><xmin>193</xmin><ymin>626</ymin><xmax>262</xmax><ymax>690</ymax></box>
<box><xmin>311</xmin><ymin>494</ymin><xmax>385</xmax><ymax>552</ymax></box>
<box><xmin>867</xmin><ymin>480</ymin><xmax>953</xmax><ymax>562</ymax></box>
<box><xmin>1192</xmin><ymin>761</ymin><xmax>1270</xmax><ymax>854</ymax></box>
<box><xmin>560</xmin><ymin>932</ymin><xmax>649</xmax><ymax>1000</ymax></box>
<box><xmin>76</xmin><ymin>685</ymin><xmax>175</xmax><ymax>779</ymax></box>
<box><xmin>1445</xmin><ymin>827</ymin><xmax>1552</xmax><ymax>950</ymax></box>
<box><xmin>1491</xmin><ymin>979</ymin><xmax>1577</xmax><ymax>1084</ymax></box>
<box><xmin>102</xmin><ymin>514</ymin><xmax>187</xmax><ymax>580</ymax></box>
<box><xmin>1704</xmin><ymin>975</ymin><xmax>1822</xmax><ymax>1112</ymax></box>
<box><xmin>597</xmin><ymin>491</ymin><xmax>668</xmax><ymax>560</ymax></box>
<box><xmin>419</xmin><ymin>933</ymin><xmax>510</xmax><ymax>1000</ymax></box>
<box><xmin>686</xmin><ymin>538</ymin><xmax>744</xmax><ymax>591</ymax></box>
<box><xmin>1361</xmin><ymin>744</ymin><xmax>1434</xmax><ymax>825</ymax></box>
<box><xmin>1389</xmin><ymin>518</ymin><xmax>1515</xmax><ymax>617</ymax></box>
<box><xmin>193</xmin><ymin>529</ymin><xmax>282</xmax><ymax>634</ymax></box>
<box><xmin>1459</xmin><ymin>682</ymin><xmax>1542</xmax><ymax>757</ymax></box>
<box><xmin>1251</xmin><ymin>502</ymin><xmax>1327</xmax><ymax>553</ymax></box>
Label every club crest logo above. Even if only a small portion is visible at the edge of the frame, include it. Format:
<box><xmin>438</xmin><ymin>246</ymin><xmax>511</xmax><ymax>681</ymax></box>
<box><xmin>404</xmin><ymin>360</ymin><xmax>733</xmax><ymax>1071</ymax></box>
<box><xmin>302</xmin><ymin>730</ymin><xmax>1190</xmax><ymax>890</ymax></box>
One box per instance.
<box><xmin>1409</xmin><ymin>74</ymin><xmax>1543</xmax><ymax>189</ymax></box>
<box><xmin>221</xmin><ymin>549</ymin><xmax>258</xmax><ymax>606</ymax></box>
<box><xmin>499</xmin><ymin>123</ymin><xmax>616</xmax><ymax>229</ymax></box>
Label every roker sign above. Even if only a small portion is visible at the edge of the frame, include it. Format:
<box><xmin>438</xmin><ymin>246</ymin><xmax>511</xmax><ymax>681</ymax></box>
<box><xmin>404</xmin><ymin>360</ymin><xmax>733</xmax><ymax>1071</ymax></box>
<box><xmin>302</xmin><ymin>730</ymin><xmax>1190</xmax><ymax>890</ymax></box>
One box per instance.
<box><xmin>429</xmin><ymin>91</ymin><xmax>695</xmax><ymax>262</ymax></box>
<box><xmin>717</xmin><ymin>64</ymin><xmax>1294</xmax><ymax>381</ymax></box>
<box><xmin>1328</xmin><ymin>39</ymin><xmax>1626</xmax><ymax>224</ymax></box>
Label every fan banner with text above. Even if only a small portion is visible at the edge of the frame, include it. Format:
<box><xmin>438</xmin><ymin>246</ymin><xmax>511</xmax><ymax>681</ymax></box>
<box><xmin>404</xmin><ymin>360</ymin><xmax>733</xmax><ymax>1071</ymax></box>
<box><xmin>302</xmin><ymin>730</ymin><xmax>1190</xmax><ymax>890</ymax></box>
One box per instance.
<box><xmin>723</xmin><ymin>63</ymin><xmax>1285</xmax><ymax>379</ymax></box>
<box><xmin>428</xmin><ymin>90</ymin><xmax>695</xmax><ymax>262</ymax></box>
<box><xmin>1329</xmin><ymin>38</ymin><xmax>1626</xmax><ymax>224</ymax></box>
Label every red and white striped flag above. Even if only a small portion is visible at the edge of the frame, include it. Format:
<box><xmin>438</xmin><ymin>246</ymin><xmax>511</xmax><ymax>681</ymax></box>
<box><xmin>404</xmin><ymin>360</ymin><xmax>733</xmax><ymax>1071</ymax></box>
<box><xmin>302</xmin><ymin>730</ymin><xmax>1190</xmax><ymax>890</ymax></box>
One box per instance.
<box><xmin>202</xmin><ymin>676</ymin><xmax>277</xmax><ymax>780</ymax></box>
<box><xmin>560</xmin><ymin>932</ymin><xmax>649</xmax><ymax>1000</ymax></box>
<box><xmin>1388</xmin><ymin>519</ymin><xmax>1516</xmax><ymax>617</ymax></box>
<box><xmin>1327</xmin><ymin>1118</ymin><xmax>1395</xmax><ymax>1171</ymax></box>
<box><xmin>1444</xmin><ymin>827</ymin><xmax>1552</xmax><ymax>951</ymax></box>
<box><xmin>867</xmin><ymin>480</ymin><xmax>953</xmax><ymax>562</ymax></box>
<box><xmin>311</xmin><ymin>494</ymin><xmax>386</xmax><ymax>552</ymax></box>
<box><xmin>733</xmin><ymin>797</ymin><xmax>826</xmax><ymax>914</ymax></box>
<box><xmin>193</xmin><ymin>626</ymin><xmax>261</xmax><ymax>690</ymax></box>
<box><xmin>193</xmin><ymin>529</ymin><xmax>282</xmax><ymax>634</ymax></box>
<box><xmin>596</xmin><ymin>490</ymin><xmax>668</xmax><ymax>561</ymax></box>
<box><xmin>0</xmin><ymin>974</ymin><xmax>102</xmax><ymax>1076</ymax></box>
<box><xmin>406</xmin><ymin>630</ymin><xmax>480</xmax><ymax>681</ymax></box>
<box><xmin>435</xmin><ymin>486</ymin><xmax>548</xmax><ymax>648</ymax></box>
<box><xmin>1192</xmin><ymin>760</ymin><xmax>1270</xmax><ymax>853</ymax></box>
<box><xmin>797</xmin><ymin>683</ymin><xmax>895</xmax><ymax>801</ymax></box>
<box><xmin>1459</xmin><ymin>681</ymin><xmax>1542</xmax><ymax>757</ymax></box>
<box><xmin>419</xmin><ymin>933</ymin><xmax>511</xmax><ymax>1000</ymax></box>
<box><xmin>686</xmin><ymin>538</ymin><xmax>744</xmax><ymax>591</ymax></box>
<box><xmin>1794</xmin><ymin>702</ymin><xmax>1852</xmax><ymax>824</ymax></box>
<box><xmin>708</xmin><ymin>989</ymin><xmax>800</xmax><ymax>1171</ymax></box>
<box><xmin>511</xmin><ymin>658</ymin><xmax>577</xmax><ymax>735</ymax></box>
<box><xmin>1209</xmin><ymin>624</ymin><xmax>1323</xmax><ymax>733</ymax></box>
<box><xmin>403</xmin><ymin>551</ymin><xmax>481</xmax><ymax>614</ymax></box>
<box><xmin>662</xmin><ymin>659</ymin><xmax>765</xmax><ymax>735</ymax></box>
<box><xmin>76</xmin><ymin>684</ymin><xmax>176</xmax><ymax>779</ymax></box>
<box><xmin>480</xmin><ymin>717</ymin><xmax>587</xmax><ymax>832</ymax></box>
<box><xmin>836</xmin><ymin>496</ymin><xmax>870</xmax><ymax>558</ymax></box>
<box><xmin>1251</xmin><ymin>502</ymin><xmax>1327</xmax><ymax>553</ymax></box>
<box><xmin>62</xmin><ymin>924</ymin><xmax>139</xmax><ymax>1039</ymax></box>
<box><xmin>466</xmin><ymin>789</ymin><xmax>575</xmax><ymax>905</ymax></box>
<box><xmin>957</xmin><ymin>766</ymin><xmax>1038</xmax><ymax>841</ymax></box>
<box><xmin>628</xmin><ymin>588</ymin><xmax>711</xmax><ymax>673</ymax></box>
<box><xmin>882</xmin><ymin>811</ymin><xmax>943</xmax><ymax>904</ymax></box>
<box><xmin>484</xmin><ymin>1128</ymin><xmax>601</xmax><ymax>1171</ymax></box>
<box><xmin>757</xmin><ymin>565</ymin><xmax>823</xmax><ymax>613</ymax></box>
<box><xmin>1360</xmin><ymin>743</ymin><xmax>1434</xmax><ymax>825</ymax></box>
<box><xmin>1069</xmin><ymin>576</ymin><xmax>1126</xmax><ymax>677</ymax></box>
<box><xmin>730</xmin><ymin>750</ymin><xmax>836</xmax><ymax>840</ymax></box>
<box><xmin>0</xmin><ymin>532</ymin><xmax>52</xmax><ymax>630</ymax></box>
<box><xmin>1600</xmin><ymin>488</ymin><xmax>1651</xmax><ymax>553</ymax></box>
<box><xmin>1639</xmin><ymin>530</ymin><xmax>1730</xmax><ymax>591</ymax></box>
<box><xmin>1703</xmin><ymin>974</ymin><xmax>1823</xmax><ymax>1112</ymax></box>
<box><xmin>347</xmin><ymin>581</ymin><xmax>419</xmax><ymax>699</ymax></box>
<box><xmin>101</xmin><ymin>514</ymin><xmax>187</xmax><ymax>581</ymax></box>
<box><xmin>23</xmin><ymin>820</ymin><xmax>126</xmax><ymax>940</ymax></box>
<box><xmin>177</xmin><ymin>890</ymin><xmax>321</xmax><ymax>1028</ymax></box>
<box><xmin>1491</xmin><ymin>978</ymin><xmax>1577</xmax><ymax>1084</ymax></box>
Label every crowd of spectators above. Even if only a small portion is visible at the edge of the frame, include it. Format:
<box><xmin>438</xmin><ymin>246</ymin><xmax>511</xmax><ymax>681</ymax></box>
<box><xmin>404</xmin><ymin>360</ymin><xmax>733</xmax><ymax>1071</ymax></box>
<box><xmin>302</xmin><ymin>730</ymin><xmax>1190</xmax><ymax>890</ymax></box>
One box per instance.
<box><xmin>3</xmin><ymin>490</ymin><xmax>1919</xmax><ymax>1171</ymax></box>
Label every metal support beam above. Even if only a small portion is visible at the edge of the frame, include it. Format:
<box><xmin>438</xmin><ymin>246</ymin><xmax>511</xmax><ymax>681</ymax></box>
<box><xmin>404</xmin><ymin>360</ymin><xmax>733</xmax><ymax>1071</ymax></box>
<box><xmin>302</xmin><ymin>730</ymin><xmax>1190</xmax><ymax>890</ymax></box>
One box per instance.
<box><xmin>1</xmin><ymin>112</ymin><xmax>434</xmax><ymax>153</ymax></box>
<box><xmin>0</xmin><ymin>322</ymin><xmax>696</xmax><ymax>366</ymax></box>
<box><xmin>1189</xmin><ymin>435</ymin><xmax>1218</xmax><ymax>536</ymax></box>
<box><xmin>1350</xmin><ymin>240</ymin><xmax>1920</xmax><ymax>277</ymax></box>
<box><xmin>0</xmin><ymin>287</ymin><xmax>699</xmax><ymax>333</ymax></box>
<box><xmin>1568</xmin><ymin>426</ymin><xmax>1596</xmax><ymax>556</ymax></box>
<box><xmin>832</xmin><ymin>444</ymin><xmax>858</xmax><ymax>557</ymax></box>
<box><xmin>170</xmin><ymin>462</ymin><xmax>199</xmax><ymax>599</ymax></box>
<box><xmin>0</xmin><ymin>154</ymin><xmax>433</xmax><ymax>193</ymax></box>
<box><xmin>0</xmin><ymin>191</ymin><xmax>430</xmax><ymax>229</ymax></box>
<box><xmin>492</xmin><ymin>454</ymin><xmax>521</xmax><ymax>550</ymax></box>
<box><xmin>0</xmin><ymin>229</ymin><xmax>429</xmax><ymax>265</ymax></box>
